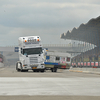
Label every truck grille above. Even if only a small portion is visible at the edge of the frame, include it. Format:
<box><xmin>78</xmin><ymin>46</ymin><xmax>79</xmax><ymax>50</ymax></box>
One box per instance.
<box><xmin>30</xmin><ymin>57</ymin><xmax>38</xmax><ymax>63</ymax></box>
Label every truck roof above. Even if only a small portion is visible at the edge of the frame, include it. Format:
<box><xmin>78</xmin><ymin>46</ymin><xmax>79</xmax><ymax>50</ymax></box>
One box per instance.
<box><xmin>18</xmin><ymin>36</ymin><xmax>42</xmax><ymax>48</ymax></box>
<box><xmin>19</xmin><ymin>36</ymin><xmax>41</xmax><ymax>42</ymax></box>
<box><xmin>19</xmin><ymin>36</ymin><xmax>40</xmax><ymax>39</ymax></box>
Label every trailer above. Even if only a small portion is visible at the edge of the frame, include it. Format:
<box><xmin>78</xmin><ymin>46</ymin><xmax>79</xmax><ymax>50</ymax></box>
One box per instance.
<box><xmin>44</xmin><ymin>51</ymin><xmax>71</xmax><ymax>72</ymax></box>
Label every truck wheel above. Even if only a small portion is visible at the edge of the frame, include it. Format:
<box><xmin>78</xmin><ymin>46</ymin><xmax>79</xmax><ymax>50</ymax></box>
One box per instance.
<box><xmin>54</xmin><ymin>68</ymin><xmax>57</xmax><ymax>72</ymax></box>
<box><xmin>24</xmin><ymin>70</ymin><xmax>28</xmax><ymax>72</ymax></box>
<box><xmin>36</xmin><ymin>70</ymin><xmax>39</xmax><ymax>72</ymax></box>
<box><xmin>51</xmin><ymin>68</ymin><xmax>53</xmax><ymax>72</ymax></box>
<box><xmin>16</xmin><ymin>62</ymin><xmax>20</xmax><ymax>72</ymax></box>
<box><xmin>33</xmin><ymin>70</ymin><xmax>36</xmax><ymax>72</ymax></box>
<box><xmin>41</xmin><ymin>69</ymin><xmax>44</xmax><ymax>72</ymax></box>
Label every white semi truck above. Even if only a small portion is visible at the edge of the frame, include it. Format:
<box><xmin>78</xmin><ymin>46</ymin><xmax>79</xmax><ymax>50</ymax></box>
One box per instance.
<box><xmin>16</xmin><ymin>36</ymin><xmax>45</xmax><ymax>72</ymax></box>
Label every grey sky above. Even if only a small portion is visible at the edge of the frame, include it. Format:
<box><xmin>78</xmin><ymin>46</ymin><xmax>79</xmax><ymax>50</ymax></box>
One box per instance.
<box><xmin>0</xmin><ymin>0</ymin><xmax>100</xmax><ymax>46</ymax></box>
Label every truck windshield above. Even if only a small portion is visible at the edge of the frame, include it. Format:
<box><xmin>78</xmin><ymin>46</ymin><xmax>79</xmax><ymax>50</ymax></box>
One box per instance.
<box><xmin>23</xmin><ymin>47</ymin><xmax>42</xmax><ymax>55</ymax></box>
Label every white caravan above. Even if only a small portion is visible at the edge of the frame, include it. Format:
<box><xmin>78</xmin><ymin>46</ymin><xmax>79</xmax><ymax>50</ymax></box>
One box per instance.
<box><xmin>16</xmin><ymin>36</ymin><xmax>45</xmax><ymax>72</ymax></box>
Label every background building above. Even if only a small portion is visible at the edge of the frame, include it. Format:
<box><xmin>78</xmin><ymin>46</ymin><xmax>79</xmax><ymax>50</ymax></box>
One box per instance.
<box><xmin>60</xmin><ymin>16</ymin><xmax>100</xmax><ymax>67</ymax></box>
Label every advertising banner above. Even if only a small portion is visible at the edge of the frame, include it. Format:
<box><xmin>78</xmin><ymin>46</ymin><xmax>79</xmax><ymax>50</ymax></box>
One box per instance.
<box><xmin>91</xmin><ymin>62</ymin><xmax>94</xmax><ymax>66</ymax></box>
<box><xmin>74</xmin><ymin>63</ymin><xmax>76</xmax><ymax>65</ymax></box>
<box><xmin>87</xmin><ymin>62</ymin><xmax>90</xmax><ymax>66</ymax></box>
<box><xmin>84</xmin><ymin>62</ymin><xmax>86</xmax><ymax>66</ymax></box>
<box><xmin>78</xmin><ymin>62</ymin><xmax>80</xmax><ymax>66</ymax></box>
<box><xmin>95</xmin><ymin>62</ymin><xmax>98</xmax><ymax>66</ymax></box>
<box><xmin>81</xmin><ymin>62</ymin><xmax>83</xmax><ymax>66</ymax></box>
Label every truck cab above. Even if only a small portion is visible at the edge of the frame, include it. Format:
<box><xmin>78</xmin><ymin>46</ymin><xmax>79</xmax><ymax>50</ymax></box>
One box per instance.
<box><xmin>16</xmin><ymin>36</ymin><xmax>45</xmax><ymax>72</ymax></box>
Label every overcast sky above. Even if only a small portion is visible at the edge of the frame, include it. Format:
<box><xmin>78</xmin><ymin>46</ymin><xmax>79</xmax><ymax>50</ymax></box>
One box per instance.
<box><xmin>0</xmin><ymin>0</ymin><xmax>100</xmax><ymax>46</ymax></box>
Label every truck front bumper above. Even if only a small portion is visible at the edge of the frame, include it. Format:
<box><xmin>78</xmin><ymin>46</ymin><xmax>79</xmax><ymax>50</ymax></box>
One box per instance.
<box><xmin>22</xmin><ymin>64</ymin><xmax>45</xmax><ymax>70</ymax></box>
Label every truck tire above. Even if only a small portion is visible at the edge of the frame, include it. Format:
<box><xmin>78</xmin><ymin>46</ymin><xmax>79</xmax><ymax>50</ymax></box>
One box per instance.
<box><xmin>51</xmin><ymin>68</ymin><xmax>53</xmax><ymax>72</ymax></box>
<box><xmin>36</xmin><ymin>70</ymin><xmax>39</xmax><ymax>72</ymax></box>
<box><xmin>25</xmin><ymin>70</ymin><xmax>28</xmax><ymax>72</ymax></box>
<box><xmin>54</xmin><ymin>68</ymin><xmax>57</xmax><ymax>72</ymax></box>
<box><xmin>16</xmin><ymin>62</ymin><xmax>20</xmax><ymax>72</ymax></box>
<box><xmin>41</xmin><ymin>69</ymin><xmax>44</xmax><ymax>72</ymax></box>
<box><xmin>33</xmin><ymin>70</ymin><xmax>36</xmax><ymax>72</ymax></box>
<box><xmin>51</xmin><ymin>68</ymin><xmax>57</xmax><ymax>72</ymax></box>
<box><xmin>33</xmin><ymin>70</ymin><xmax>39</xmax><ymax>72</ymax></box>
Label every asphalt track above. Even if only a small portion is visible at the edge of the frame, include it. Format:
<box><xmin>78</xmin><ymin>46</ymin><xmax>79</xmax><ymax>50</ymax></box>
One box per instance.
<box><xmin>0</xmin><ymin>66</ymin><xmax>100</xmax><ymax>100</ymax></box>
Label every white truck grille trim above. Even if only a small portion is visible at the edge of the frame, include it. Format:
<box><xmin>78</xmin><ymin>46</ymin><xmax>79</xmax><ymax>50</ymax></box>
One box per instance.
<box><xmin>30</xmin><ymin>57</ymin><xmax>38</xmax><ymax>63</ymax></box>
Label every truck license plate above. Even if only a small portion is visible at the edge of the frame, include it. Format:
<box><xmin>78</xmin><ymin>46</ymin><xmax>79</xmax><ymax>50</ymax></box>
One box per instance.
<box><xmin>32</xmin><ymin>67</ymin><xmax>37</xmax><ymax>69</ymax></box>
